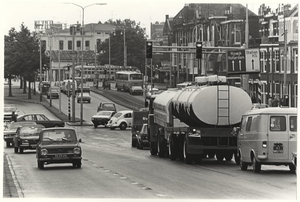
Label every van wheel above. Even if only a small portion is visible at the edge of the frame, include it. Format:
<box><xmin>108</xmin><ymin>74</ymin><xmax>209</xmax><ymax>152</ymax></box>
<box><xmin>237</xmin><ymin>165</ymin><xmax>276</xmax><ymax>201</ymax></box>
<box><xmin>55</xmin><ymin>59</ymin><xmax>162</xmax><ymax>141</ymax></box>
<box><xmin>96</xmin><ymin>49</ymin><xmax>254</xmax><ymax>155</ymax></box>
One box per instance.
<box><xmin>252</xmin><ymin>155</ymin><xmax>261</xmax><ymax>173</ymax></box>
<box><xmin>240</xmin><ymin>158</ymin><xmax>248</xmax><ymax>171</ymax></box>
<box><xmin>119</xmin><ymin>122</ymin><xmax>127</xmax><ymax>130</ymax></box>
<box><xmin>234</xmin><ymin>152</ymin><xmax>240</xmax><ymax>165</ymax></box>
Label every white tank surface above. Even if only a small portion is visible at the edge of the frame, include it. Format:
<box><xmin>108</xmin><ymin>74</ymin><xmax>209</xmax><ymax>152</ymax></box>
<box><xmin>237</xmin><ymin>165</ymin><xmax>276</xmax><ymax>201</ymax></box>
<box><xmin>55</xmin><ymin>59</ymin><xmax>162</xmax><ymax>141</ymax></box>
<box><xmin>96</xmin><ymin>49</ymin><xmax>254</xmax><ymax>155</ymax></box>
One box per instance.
<box><xmin>172</xmin><ymin>85</ymin><xmax>252</xmax><ymax>127</ymax></box>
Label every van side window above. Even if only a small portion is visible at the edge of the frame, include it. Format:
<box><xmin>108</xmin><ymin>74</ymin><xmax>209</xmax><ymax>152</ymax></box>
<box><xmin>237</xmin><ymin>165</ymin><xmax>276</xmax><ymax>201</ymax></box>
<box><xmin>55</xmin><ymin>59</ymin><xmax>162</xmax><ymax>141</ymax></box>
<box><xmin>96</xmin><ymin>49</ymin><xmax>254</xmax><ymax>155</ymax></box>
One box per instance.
<box><xmin>245</xmin><ymin>117</ymin><xmax>252</xmax><ymax>132</ymax></box>
<box><xmin>270</xmin><ymin>116</ymin><xmax>286</xmax><ymax>131</ymax></box>
<box><xmin>290</xmin><ymin>116</ymin><xmax>297</xmax><ymax>131</ymax></box>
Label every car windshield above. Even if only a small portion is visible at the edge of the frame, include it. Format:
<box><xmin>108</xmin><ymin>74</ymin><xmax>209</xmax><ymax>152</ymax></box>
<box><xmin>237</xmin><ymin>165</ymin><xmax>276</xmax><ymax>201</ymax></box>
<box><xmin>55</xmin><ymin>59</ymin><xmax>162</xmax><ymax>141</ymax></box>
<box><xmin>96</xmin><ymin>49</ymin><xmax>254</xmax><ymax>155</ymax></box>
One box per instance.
<box><xmin>112</xmin><ymin>112</ymin><xmax>122</xmax><ymax>118</ymax></box>
<box><xmin>97</xmin><ymin>111</ymin><xmax>112</xmax><ymax>116</ymax></box>
<box><xmin>19</xmin><ymin>126</ymin><xmax>44</xmax><ymax>136</ymax></box>
<box><xmin>41</xmin><ymin>129</ymin><xmax>77</xmax><ymax>141</ymax></box>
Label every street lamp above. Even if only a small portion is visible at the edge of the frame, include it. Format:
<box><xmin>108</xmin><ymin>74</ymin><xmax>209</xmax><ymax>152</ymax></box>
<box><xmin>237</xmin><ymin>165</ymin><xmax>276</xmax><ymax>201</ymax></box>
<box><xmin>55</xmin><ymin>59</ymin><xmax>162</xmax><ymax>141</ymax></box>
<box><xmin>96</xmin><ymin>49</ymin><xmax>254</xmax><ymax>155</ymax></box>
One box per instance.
<box><xmin>66</xmin><ymin>2</ymin><xmax>107</xmax><ymax>125</ymax></box>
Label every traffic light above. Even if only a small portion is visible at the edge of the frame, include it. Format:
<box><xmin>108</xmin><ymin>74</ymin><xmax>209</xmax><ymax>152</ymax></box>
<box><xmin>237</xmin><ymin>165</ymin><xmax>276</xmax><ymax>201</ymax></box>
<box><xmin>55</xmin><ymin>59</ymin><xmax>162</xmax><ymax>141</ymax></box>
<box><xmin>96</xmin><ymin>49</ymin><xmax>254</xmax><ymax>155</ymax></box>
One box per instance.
<box><xmin>283</xmin><ymin>95</ymin><xmax>289</xmax><ymax>106</ymax></box>
<box><xmin>196</xmin><ymin>42</ymin><xmax>202</xmax><ymax>59</ymax></box>
<box><xmin>146</xmin><ymin>41</ymin><xmax>153</xmax><ymax>59</ymax></box>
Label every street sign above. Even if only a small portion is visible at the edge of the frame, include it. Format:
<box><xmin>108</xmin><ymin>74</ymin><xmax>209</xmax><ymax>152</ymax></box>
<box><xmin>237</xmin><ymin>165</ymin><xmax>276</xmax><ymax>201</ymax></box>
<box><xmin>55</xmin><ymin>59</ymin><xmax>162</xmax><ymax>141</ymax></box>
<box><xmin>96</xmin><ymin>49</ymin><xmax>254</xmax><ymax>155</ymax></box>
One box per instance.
<box><xmin>227</xmin><ymin>50</ymin><xmax>246</xmax><ymax>73</ymax></box>
<box><xmin>245</xmin><ymin>48</ymin><xmax>260</xmax><ymax>72</ymax></box>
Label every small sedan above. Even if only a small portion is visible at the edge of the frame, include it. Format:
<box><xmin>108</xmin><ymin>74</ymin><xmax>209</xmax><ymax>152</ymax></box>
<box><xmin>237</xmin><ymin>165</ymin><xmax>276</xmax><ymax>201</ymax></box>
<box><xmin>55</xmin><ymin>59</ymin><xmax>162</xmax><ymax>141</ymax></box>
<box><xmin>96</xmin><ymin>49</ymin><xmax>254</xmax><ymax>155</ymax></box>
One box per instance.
<box><xmin>4</xmin><ymin>121</ymin><xmax>37</xmax><ymax>147</ymax></box>
<box><xmin>47</xmin><ymin>87</ymin><xmax>59</xmax><ymax>99</ymax></box>
<box><xmin>16</xmin><ymin>113</ymin><xmax>65</xmax><ymax>128</ymax></box>
<box><xmin>129</xmin><ymin>86</ymin><xmax>143</xmax><ymax>95</ymax></box>
<box><xmin>136</xmin><ymin>123</ymin><xmax>149</xmax><ymax>149</ymax></box>
<box><xmin>91</xmin><ymin>111</ymin><xmax>116</xmax><ymax>128</ymax></box>
<box><xmin>13</xmin><ymin>124</ymin><xmax>45</xmax><ymax>153</ymax></box>
<box><xmin>36</xmin><ymin>128</ymin><xmax>82</xmax><ymax>169</ymax></box>
<box><xmin>77</xmin><ymin>92</ymin><xmax>91</xmax><ymax>103</ymax></box>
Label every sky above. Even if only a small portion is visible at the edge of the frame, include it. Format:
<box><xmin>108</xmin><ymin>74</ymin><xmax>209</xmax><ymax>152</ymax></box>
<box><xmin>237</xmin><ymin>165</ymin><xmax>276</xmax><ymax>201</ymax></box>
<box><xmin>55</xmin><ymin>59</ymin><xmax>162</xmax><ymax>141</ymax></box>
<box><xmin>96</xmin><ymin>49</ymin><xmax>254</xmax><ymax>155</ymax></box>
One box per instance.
<box><xmin>1</xmin><ymin>0</ymin><xmax>297</xmax><ymax>38</ymax></box>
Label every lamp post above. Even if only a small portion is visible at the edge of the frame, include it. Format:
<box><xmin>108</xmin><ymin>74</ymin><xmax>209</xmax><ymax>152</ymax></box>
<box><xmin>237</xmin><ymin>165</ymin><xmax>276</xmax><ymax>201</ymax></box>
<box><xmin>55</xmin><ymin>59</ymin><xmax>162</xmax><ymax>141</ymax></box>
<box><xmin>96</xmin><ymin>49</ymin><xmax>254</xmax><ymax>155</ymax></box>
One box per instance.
<box><xmin>67</xmin><ymin>2</ymin><xmax>107</xmax><ymax>125</ymax></box>
<box><xmin>283</xmin><ymin>4</ymin><xmax>288</xmax><ymax>100</ymax></box>
<box><xmin>122</xmin><ymin>28</ymin><xmax>126</xmax><ymax>68</ymax></box>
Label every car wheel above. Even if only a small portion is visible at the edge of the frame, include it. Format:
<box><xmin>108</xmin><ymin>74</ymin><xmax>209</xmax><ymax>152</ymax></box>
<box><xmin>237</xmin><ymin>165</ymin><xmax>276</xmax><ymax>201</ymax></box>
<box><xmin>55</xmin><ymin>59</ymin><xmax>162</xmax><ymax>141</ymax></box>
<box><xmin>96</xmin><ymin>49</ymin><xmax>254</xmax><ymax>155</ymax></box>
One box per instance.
<box><xmin>6</xmin><ymin>141</ymin><xmax>10</xmax><ymax>148</ymax></box>
<box><xmin>19</xmin><ymin>147</ymin><xmax>24</xmax><ymax>154</ymax></box>
<box><xmin>119</xmin><ymin>122</ymin><xmax>127</xmax><ymax>130</ymax></box>
<box><xmin>240</xmin><ymin>155</ymin><xmax>248</xmax><ymax>171</ymax></box>
<box><xmin>37</xmin><ymin>161</ymin><xmax>44</xmax><ymax>169</ymax></box>
<box><xmin>94</xmin><ymin>124</ymin><xmax>98</xmax><ymax>128</ymax></box>
<box><xmin>14</xmin><ymin>147</ymin><xmax>18</xmax><ymax>153</ymax></box>
<box><xmin>252</xmin><ymin>155</ymin><xmax>261</xmax><ymax>173</ymax></box>
<box><xmin>131</xmin><ymin>138</ymin><xmax>137</xmax><ymax>147</ymax></box>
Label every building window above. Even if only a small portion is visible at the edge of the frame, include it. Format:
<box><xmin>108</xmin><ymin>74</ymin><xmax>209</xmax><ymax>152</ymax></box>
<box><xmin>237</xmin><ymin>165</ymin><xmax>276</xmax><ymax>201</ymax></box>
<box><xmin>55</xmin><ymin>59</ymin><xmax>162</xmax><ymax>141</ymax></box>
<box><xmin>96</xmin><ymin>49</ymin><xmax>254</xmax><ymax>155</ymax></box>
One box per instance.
<box><xmin>260</xmin><ymin>49</ymin><xmax>267</xmax><ymax>73</ymax></box>
<box><xmin>280</xmin><ymin>50</ymin><xmax>284</xmax><ymax>72</ymax></box>
<box><xmin>293</xmin><ymin>48</ymin><xmax>298</xmax><ymax>73</ymax></box>
<box><xmin>68</xmin><ymin>41</ymin><xmax>72</xmax><ymax>50</ymax></box>
<box><xmin>85</xmin><ymin>40</ymin><xmax>90</xmax><ymax>50</ymax></box>
<box><xmin>274</xmin><ymin>49</ymin><xmax>280</xmax><ymax>72</ymax></box>
<box><xmin>233</xmin><ymin>24</ymin><xmax>241</xmax><ymax>45</ymax></box>
<box><xmin>59</xmin><ymin>40</ymin><xmax>64</xmax><ymax>50</ymax></box>
<box><xmin>77</xmin><ymin>41</ymin><xmax>81</xmax><ymax>49</ymax></box>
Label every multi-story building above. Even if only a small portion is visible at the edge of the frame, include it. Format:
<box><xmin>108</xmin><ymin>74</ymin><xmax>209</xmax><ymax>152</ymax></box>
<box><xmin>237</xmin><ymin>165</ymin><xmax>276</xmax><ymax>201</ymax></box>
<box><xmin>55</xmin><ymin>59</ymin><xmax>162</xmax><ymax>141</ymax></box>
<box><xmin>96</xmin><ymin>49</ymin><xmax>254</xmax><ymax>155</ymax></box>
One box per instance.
<box><xmin>258</xmin><ymin>4</ymin><xmax>298</xmax><ymax>107</ymax></box>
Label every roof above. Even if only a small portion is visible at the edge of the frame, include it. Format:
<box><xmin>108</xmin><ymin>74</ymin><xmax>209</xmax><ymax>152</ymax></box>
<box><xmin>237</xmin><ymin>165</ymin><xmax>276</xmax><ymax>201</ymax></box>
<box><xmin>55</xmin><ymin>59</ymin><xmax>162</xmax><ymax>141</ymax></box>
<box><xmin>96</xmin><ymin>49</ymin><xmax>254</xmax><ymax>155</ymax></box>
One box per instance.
<box><xmin>84</xmin><ymin>23</ymin><xmax>116</xmax><ymax>33</ymax></box>
<box><xmin>116</xmin><ymin>71</ymin><xmax>141</xmax><ymax>75</ymax></box>
<box><xmin>244</xmin><ymin>107</ymin><xmax>298</xmax><ymax>116</ymax></box>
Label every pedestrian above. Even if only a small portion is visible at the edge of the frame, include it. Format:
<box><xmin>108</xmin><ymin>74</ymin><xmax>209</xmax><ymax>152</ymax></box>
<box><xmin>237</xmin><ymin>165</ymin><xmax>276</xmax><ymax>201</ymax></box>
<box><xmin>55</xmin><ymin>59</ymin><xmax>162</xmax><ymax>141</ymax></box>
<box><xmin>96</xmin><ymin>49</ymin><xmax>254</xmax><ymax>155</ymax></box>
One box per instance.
<box><xmin>268</xmin><ymin>97</ymin><xmax>273</xmax><ymax>107</ymax></box>
<box><xmin>272</xmin><ymin>96</ymin><xmax>279</xmax><ymax>107</ymax></box>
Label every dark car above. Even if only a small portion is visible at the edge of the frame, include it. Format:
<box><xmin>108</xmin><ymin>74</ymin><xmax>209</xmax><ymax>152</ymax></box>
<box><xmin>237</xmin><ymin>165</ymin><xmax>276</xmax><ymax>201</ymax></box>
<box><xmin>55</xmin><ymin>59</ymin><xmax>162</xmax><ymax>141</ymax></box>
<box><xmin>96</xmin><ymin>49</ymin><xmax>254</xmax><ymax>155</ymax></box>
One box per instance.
<box><xmin>4</xmin><ymin>104</ymin><xmax>18</xmax><ymax>122</ymax></box>
<box><xmin>39</xmin><ymin>81</ymin><xmax>51</xmax><ymax>95</ymax></box>
<box><xmin>91</xmin><ymin>111</ymin><xmax>116</xmax><ymax>128</ymax></box>
<box><xmin>97</xmin><ymin>102</ymin><xmax>117</xmax><ymax>112</ymax></box>
<box><xmin>13</xmin><ymin>124</ymin><xmax>45</xmax><ymax>153</ymax></box>
<box><xmin>136</xmin><ymin>123</ymin><xmax>149</xmax><ymax>149</ymax></box>
<box><xmin>47</xmin><ymin>87</ymin><xmax>59</xmax><ymax>99</ymax></box>
<box><xmin>4</xmin><ymin>121</ymin><xmax>37</xmax><ymax>147</ymax></box>
<box><xmin>36</xmin><ymin>128</ymin><xmax>82</xmax><ymax>169</ymax></box>
<box><xmin>16</xmin><ymin>113</ymin><xmax>65</xmax><ymax>128</ymax></box>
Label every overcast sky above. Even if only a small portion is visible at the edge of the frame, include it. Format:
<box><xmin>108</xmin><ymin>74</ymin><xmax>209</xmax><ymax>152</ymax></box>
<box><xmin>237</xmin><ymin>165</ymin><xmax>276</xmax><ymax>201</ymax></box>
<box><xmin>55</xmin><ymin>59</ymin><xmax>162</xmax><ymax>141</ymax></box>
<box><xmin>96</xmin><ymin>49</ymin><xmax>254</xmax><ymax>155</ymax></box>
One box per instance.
<box><xmin>2</xmin><ymin>0</ymin><xmax>295</xmax><ymax>37</ymax></box>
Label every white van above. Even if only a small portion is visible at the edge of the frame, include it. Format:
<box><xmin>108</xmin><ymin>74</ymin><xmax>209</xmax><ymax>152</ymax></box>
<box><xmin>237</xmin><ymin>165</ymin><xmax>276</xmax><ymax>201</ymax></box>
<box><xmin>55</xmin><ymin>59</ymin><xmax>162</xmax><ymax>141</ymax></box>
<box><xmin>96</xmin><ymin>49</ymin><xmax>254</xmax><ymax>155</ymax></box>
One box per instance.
<box><xmin>107</xmin><ymin>110</ymin><xmax>133</xmax><ymax>130</ymax></box>
<box><xmin>235</xmin><ymin>107</ymin><xmax>297</xmax><ymax>173</ymax></box>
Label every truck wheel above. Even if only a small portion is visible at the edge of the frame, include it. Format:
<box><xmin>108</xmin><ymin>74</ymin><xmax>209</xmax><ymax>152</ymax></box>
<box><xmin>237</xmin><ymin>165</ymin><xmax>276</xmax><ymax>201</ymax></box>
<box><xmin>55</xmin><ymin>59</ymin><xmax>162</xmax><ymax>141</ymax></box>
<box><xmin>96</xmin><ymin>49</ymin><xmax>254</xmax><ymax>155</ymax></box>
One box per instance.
<box><xmin>169</xmin><ymin>136</ymin><xmax>176</xmax><ymax>160</ymax></box>
<box><xmin>119</xmin><ymin>122</ymin><xmax>127</xmax><ymax>130</ymax></box>
<box><xmin>225</xmin><ymin>153</ymin><xmax>233</xmax><ymax>161</ymax></box>
<box><xmin>150</xmin><ymin>142</ymin><xmax>157</xmax><ymax>156</ymax></box>
<box><xmin>216</xmin><ymin>153</ymin><xmax>224</xmax><ymax>161</ymax></box>
<box><xmin>183</xmin><ymin>138</ymin><xmax>193</xmax><ymax>164</ymax></box>
<box><xmin>252</xmin><ymin>155</ymin><xmax>261</xmax><ymax>173</ymax></box>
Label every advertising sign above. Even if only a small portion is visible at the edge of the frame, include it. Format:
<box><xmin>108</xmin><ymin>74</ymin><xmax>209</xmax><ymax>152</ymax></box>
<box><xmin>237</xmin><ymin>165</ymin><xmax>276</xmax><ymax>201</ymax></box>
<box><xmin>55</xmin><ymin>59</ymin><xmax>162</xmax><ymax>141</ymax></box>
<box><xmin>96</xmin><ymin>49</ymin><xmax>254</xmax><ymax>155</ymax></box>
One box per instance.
<box><xmin>245</xmin><ymin>48</ymin><xmax>260</xmax><ymax>72</ymax></box>
<box><xmin>227</xmin><ymin>50</ymin><xmax>246</xmax><ymax>73</ymax></box>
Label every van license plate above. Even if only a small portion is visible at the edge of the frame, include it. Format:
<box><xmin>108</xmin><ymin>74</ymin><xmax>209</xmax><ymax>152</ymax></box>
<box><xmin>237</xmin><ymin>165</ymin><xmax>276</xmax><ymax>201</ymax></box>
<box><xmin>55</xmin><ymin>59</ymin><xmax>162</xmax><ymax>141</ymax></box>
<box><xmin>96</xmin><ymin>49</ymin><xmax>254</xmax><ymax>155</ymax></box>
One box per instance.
<box><xmin>273</xmin><ymin>143</ymin><xmax>283</xmax><ymax>153</ymax></box>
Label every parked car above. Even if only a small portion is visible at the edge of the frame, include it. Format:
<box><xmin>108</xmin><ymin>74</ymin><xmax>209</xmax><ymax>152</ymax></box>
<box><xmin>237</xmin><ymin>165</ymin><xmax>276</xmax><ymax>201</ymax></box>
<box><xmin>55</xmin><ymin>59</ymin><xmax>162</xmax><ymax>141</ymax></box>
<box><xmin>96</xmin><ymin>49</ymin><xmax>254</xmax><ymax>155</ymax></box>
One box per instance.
<box><xmin>77</xmin><ymin>92</ymin><xmax>91</xmax><ymax>103</ymax></box>
<box><xmin>106</xmin><ymin>110</ymin><xmax>133</xmax><ymax>130</ymax></box>
<box><xmin>129</xmin><ymin>86</ymin><xmax>143</xmax><ymax>95</ymax></box>
<box><xmin>91</xmin><ymin>111</ymin><xmax>116</xmax><ymax>128</ymax></box>
<box><xmin>13</xmin><ymin>124</ymin><xmax>45</xmax><ymax>153</ymax></box>
<box><xmin>36</xmin><ymin>127</ymin><xmax>82</xmax><ymax>169</ymax></box>
<box><xmin>16</xmin><ymin>113</ymin><xmax>65</xmax><ymax>128</ymax></box>
<box><xmin>146</xmin><ymin>87</ymin><xmax>160</xmax><ymax>99</ymax></box>
<box><xmin>4</xmin><ymin>104</ymin><xmax>18</xmax><ymax>122</ymax></box>
<box><xmin>97</xmin><ymin>102</ymin><xmax>117</xmax><ymax>112</ymax></box>
<box><xmin>136</xmin><ymin>123</ymin><xmax>149</xmax><ymax>149</ymax></box>
<box><xmin>47</xmin><ymin>87</ymin><xmax>59</xmax><ymax>99</ymax></box>
<box><xmin>3</xmin><ymin>121</ymin><xmax>37</xmax><ymax>147</ymax></box>
<box><xmin>39</xmin><ymin>81</ymin><xmax>51</xmax><ymax>95</ymax></box>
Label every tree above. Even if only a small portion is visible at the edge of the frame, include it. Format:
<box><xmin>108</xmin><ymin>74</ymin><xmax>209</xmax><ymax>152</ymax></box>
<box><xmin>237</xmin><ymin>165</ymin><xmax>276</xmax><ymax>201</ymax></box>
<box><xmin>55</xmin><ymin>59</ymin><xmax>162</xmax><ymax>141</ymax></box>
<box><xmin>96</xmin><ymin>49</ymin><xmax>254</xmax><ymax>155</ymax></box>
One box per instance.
<box><xmin>97</xmin><ymin>19</ymin><xmax>147</xmax><ymax>74</ymax></box>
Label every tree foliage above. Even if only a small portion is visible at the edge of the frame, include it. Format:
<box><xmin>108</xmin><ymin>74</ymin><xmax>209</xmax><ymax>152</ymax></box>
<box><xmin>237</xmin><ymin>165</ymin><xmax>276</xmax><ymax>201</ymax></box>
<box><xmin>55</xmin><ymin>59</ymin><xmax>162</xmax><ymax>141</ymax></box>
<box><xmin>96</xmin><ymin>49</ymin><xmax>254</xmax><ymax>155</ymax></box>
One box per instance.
<box><xmin>97</xmin><ymin>19</ymin><xmax>147</xmax><ymax>74</ymax></box>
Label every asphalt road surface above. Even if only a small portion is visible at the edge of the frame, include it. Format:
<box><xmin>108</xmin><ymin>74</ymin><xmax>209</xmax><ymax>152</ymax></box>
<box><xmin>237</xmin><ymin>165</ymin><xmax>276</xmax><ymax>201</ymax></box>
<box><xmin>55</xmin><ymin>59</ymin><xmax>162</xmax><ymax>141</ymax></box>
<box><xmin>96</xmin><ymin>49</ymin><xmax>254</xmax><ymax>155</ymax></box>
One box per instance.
<box><xmin>3</xmin><ymin>94</ymin><xmax>297</xmax><ymax>199</ymax></box>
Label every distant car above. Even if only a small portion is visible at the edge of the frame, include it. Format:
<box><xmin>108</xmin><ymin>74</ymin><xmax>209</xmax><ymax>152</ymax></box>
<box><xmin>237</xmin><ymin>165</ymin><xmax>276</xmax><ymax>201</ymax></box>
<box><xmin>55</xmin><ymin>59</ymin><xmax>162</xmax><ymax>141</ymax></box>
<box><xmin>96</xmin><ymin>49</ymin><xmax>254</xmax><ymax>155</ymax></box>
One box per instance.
<box><xmin>13</xmin><ymin>124</ymin><xmax>45</xmax><ymax>153</ymax></box>
<box><xmin>136</xmin><ymin>123</ymin><xmax>149</xmax><ymax>149</ymax></box>
<box><xmin>4</xmin><ymin>104</ymin><xmax>18</xmax><ymax>122</ymax></box>
<box><xmin>3</xmin><ymin>121</ymin><xmax>37</xmax><ymax>148</ymax></box>
<box><xmin>97</xmin><ymin>102</ymin><xmax>117</xmax><ymax>112</ymax></box>
<box><xmin>77</xmin><ymin>92</ymin><xmax>91</xmax><ymax>103</ymax></box>
<box><xmin>16</xmin><ymin>113</ymin><xmax>65</xmax><ymax>128</ymax></box>
<box><xmin>36</xmin><ymin>128</ymin><xmax>82</xmax><ymax>169</ymax></box>
<box><xmin>251</xmin><ymin>103</ymin><xmax>269</xmax><ymax>110</ymax></box>
<box><xmin>39</xmin><ymin>81</ymin><xmax>51</xmax><ymax>95</ymax></box>
<box><xmin>146</xmin><ymin>88</ymin><xmax>160</xmax><ymax>99</ymax></box>
<box><xmin>77</xmin><ymin>84</ymin><xmax>91</xmax><ymax>93</ymax></box>
<box><xmin>129</xmin><ymin>86</ymin><xmax>143</xmax><ymax>95</ymax></box>
<box><xmin>47</xmin><ymin>87</ymin><xmax>59</xmax><ymax>99</ymax></box>
<box><xmin>107</xmin><ymin>110</ymin><xmax>133</xmax><ymax>130</ymax></box>
<box><xmin>91</xmin><ymin>111</ymin><xmax>116</xmax><ymax>128</ymax></box>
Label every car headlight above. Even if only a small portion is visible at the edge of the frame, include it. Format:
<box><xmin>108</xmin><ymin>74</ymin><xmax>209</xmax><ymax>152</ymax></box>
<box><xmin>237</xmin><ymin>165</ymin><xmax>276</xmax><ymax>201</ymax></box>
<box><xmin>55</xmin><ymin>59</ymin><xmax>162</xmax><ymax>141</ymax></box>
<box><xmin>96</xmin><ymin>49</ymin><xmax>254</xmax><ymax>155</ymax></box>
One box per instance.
<box><xmin>73</xmin><ymin>147</ymin><xmax>81</xmax><ymax>154</ymax></box>
<box><xmin>41</xmin><ymin>149</ymin><xmax>48</xmax><ymax>156</ymax></box>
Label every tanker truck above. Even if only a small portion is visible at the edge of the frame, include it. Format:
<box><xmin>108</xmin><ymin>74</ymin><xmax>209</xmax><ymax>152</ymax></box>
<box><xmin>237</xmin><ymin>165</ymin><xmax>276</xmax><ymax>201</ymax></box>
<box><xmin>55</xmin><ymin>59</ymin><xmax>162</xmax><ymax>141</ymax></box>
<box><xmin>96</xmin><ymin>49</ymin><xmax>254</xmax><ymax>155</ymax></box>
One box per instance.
<box><xmin>146</xmin><ymin>75</ymin><xmax>252</xmax><ymax>164</ymax></box>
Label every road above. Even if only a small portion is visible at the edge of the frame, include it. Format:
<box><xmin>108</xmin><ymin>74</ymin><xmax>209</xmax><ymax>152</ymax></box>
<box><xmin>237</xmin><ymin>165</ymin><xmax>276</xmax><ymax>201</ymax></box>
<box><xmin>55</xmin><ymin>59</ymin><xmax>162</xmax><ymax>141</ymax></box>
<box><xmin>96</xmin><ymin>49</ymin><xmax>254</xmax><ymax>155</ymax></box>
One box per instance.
<box><xmin>3</xmin><ymin>90</ymin><xmax>297</xmax><ymax>199</ymax></box>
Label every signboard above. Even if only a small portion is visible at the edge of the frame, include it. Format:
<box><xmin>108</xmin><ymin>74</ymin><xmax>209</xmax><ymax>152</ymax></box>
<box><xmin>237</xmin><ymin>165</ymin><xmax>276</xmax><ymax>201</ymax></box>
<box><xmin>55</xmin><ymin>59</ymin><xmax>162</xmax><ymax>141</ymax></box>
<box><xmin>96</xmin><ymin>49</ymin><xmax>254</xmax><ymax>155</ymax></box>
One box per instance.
<box><xmin>34</xmin><ymin>20</ymin><xmax>53</xmax><ymax>32</ymax></box>
<box><xmin>227</xmin><ymin>50</ymin><xmax>246</xmax><ymax>73</ymax></box>
<box><xmin>245</xmin><ymin>48</ymin><xmax>260</xmax><ymax>72</ymax></box>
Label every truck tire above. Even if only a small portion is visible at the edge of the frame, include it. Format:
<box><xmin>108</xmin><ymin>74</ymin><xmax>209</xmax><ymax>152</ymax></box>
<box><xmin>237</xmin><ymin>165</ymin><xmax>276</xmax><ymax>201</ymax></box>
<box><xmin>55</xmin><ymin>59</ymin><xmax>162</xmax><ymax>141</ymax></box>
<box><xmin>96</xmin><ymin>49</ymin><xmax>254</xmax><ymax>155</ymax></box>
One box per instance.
<box><xmin>169</xmin><ymin>136</ymin><xmax>176</xmax><ymax>160</ymax></box>
<box><xmin>157</xmin><ymin>131</ymin><xmax>167</xmax><ymax>158</ymax></box>
<box><xmin>225</xmin><ymin>152</ymin><xmax>233</xmax><ymax>161</ymax></box>
<box><xmin>183</xmin><ymin>138</ymin><xmax>193</xmax><ymax>164</ymax></box>
<box><xmin>216</xmin><ymin>153</ymin><xmax>224</xmax><ymax>161</ymax></box>
<box><xmin>193</xmin><ymin>154</ymin><xmax>203</xmax><ymax>164</ymax></box>
<box><xmin>150</xmin><ymin>142</ymin><xmax>157</xmax><ymax>156</ymax></box>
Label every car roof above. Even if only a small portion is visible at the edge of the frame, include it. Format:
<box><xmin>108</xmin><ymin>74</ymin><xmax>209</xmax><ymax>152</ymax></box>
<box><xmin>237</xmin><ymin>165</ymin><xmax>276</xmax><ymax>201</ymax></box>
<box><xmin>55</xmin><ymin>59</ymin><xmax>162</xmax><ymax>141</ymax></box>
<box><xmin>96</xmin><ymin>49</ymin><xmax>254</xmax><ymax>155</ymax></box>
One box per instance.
<box><xmin>116</xmin><ymin>110</ymin><xmax>133</xmax><ymax>113</ymax></box>
<box><xmin>244</xmin><ymin>107</ymin><xmax>297</xmax><ymax>116</ymax></box>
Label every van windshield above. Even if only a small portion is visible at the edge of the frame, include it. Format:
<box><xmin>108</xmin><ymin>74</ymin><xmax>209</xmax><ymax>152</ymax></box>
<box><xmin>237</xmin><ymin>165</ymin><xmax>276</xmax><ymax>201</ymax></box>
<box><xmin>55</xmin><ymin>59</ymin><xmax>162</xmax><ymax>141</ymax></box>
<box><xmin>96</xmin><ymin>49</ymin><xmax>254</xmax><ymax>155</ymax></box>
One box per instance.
<box><xmin>290</xmin><ymin>116</ymin><xmax>297</xmax><ymax>131</ymax></box>
<box><xmin>270</xmin><ymin>116</ymin><xmax>286</xmax><ymax>131</ymax></box>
